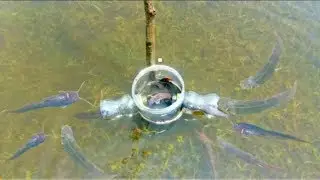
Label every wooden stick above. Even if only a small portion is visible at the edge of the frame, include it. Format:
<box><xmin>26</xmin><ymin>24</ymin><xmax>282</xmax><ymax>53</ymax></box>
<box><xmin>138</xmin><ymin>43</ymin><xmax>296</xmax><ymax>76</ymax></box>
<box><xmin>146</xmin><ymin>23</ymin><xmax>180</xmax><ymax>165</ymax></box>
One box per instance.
<box><xmin>144</xmin><ymin>0</ymin><xmax>156</xmax><ymax>80</ymax></box>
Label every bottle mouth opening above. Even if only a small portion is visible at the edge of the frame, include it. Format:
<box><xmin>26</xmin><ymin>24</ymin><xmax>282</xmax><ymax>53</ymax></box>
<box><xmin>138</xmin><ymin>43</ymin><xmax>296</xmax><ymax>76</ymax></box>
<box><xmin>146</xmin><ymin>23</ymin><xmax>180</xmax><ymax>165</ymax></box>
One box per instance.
<box><xmin>131</xmin><ymin>64</ymin><xmax>185</xmax><ymax>122</ymax></box>
<box><xmin>139</xmin><ymin>110</ymin><xmax>184</xmax><ymax>125</ymax></box>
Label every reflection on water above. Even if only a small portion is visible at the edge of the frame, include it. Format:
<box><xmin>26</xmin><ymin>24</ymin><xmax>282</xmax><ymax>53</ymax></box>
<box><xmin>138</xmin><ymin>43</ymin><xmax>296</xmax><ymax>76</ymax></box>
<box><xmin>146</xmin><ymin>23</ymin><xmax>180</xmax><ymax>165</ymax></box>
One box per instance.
<box><xmin>0</xmin><ymin>1</ymin><xmax>320</xmax><ymax>179</ymax></box>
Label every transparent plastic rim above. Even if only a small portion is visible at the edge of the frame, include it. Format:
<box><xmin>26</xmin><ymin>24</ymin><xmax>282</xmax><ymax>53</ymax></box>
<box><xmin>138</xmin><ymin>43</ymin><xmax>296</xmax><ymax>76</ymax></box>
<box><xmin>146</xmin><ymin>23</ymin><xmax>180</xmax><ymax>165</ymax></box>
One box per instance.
<box><xmin>131</xmin><ymin>64</ymin><xmax>185</xmax><ymax>115</ymax></box>
<box><xmin>139</xmin><ymin>109</ymin><xmax>184</xmax><ymax>125</ymax></box>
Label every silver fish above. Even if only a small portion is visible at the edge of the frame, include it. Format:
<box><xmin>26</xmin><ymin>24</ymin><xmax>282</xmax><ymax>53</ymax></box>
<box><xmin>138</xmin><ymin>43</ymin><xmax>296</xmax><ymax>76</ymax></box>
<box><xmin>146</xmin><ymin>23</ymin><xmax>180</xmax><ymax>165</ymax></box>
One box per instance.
<box><xmin>216</xmin><ymin>137</ymin><xmax>283</xmax><ymax>171</ymax></box>
<box><xmin>9</xmin><ymin>132</ymin><xmax>46</xmax><ymax>160</ymax></box>
<box><xmin>233</xmin><ymin>122</ymin><xmax>310</xmax><ymax>144</ymax></box>
<box><xmin>196</xmin><ymin>131</ymin><xmax>219</xmax><ymax>179</ymax></box>
<box><xmin>148</xmin><ymin>92</ymin><xmax>172</xmax><ymax>107</ymax></box>
<box><xmin>219</xmin><ymin>81</ymin><xmax>297</xmax><ymax>115</ymax></box>
<box><xmin>240</xmin><ymin>32</ymin><xmax>283</xmax><ymax>89</ymax></box>
<box><xmin>10</xmin><ymin>81</ymin><xmax>92</xmax><ymax>113</ymax></box>
<box><xmin>61</xmin><ymin>125</ymin><xmax>105</xmax><ymax>176</ymax></box>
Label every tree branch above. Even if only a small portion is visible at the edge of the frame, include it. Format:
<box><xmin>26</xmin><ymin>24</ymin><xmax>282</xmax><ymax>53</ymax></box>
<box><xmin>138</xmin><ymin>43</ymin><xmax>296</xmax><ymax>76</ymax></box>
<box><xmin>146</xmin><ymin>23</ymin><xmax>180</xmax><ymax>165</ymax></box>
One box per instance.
<box><xmin>144</xmin><ymin>0</ymin><xmax>156</xmax><ymax>80</ymax></box>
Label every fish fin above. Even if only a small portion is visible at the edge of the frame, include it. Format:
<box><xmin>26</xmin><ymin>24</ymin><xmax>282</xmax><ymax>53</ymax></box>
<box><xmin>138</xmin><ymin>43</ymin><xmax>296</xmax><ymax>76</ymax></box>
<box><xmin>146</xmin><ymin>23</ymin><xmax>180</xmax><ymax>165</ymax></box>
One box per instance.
<box><xmin>293</xmin><ymin>137</ymin><xmax>312</xmax><ymax>144</ymax></box>
<box><xmin>10</xmin><ymin>103</ymin><xmax>45</xmax><ymax>113</ymax></box>
<box><xmin>266</xmin><ymin>130</ymin><xmax>310</xmax><ymax>144</ymax></box>
<box><xmin>74</xmin><ymin>111</ymin><xmax>102</xmax><ymax>120</ymax></box>
<box><xmin>9</xmin><ymin>146</ymin><xmax>30</xmax><ymax>160</ymax></box>
<box><xmin>300</xmin><ymin>140</ymin><xmax>312</xmax><ymax>144</ymax></box>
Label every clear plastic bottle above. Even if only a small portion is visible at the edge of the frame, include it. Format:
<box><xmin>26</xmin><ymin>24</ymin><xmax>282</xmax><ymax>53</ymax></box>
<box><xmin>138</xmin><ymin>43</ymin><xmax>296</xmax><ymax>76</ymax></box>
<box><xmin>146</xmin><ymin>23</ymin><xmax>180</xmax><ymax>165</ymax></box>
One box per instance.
<box><xmin>100</xmin><ymin>94</ymin><xmax>138</xmax><ymax>119</ymax></box>
<box><xmin>131</xmin><ymin>64</ymin><xmax>185</xmax><ymax>125</ymax></box>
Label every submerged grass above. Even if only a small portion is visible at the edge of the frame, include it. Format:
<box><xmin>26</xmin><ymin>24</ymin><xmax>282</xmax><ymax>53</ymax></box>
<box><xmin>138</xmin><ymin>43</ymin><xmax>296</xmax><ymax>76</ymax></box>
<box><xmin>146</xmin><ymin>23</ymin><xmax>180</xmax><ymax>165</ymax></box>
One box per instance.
<box><xmin>0</xmin><ymin>1</ymin><xmax>320</xmax><ymax>179</ymax></box>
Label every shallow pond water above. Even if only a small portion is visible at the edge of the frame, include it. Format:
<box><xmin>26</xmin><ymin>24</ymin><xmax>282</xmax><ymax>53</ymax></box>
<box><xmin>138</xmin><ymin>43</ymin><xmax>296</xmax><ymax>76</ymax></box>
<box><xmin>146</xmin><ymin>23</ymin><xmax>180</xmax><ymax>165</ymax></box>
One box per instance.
<box><xmin>0</xmin><ymin>1</ymin><xmax>320</xmax><ymax>179</ymax></box>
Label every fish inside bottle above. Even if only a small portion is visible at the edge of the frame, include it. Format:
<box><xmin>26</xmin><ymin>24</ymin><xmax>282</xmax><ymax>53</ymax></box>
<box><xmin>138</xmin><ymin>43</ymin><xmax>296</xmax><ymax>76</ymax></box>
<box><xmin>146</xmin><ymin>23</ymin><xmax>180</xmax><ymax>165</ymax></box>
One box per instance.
<box><xmin>136</xmin><ymin>79</ymin><xmax>182</xmax><ymax>109</ymax></box>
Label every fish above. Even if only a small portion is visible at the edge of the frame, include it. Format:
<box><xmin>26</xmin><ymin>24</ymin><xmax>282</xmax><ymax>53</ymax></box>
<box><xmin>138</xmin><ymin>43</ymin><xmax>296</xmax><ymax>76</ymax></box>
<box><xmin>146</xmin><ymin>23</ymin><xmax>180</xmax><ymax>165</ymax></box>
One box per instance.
<box><xmin>61</xmin><ymin>125</ymin><xmax>105</xmax><ymax>176</ymax></box>
<box><xmin>9</xmin><ymin>132</ymin><xmax>46</xmax><ymax>160</ymax></box>
<box><xmin>233</xmin><ymin>122</ymin><xmax>310</xmax><ymax>143</ymax></box>
<box><xmin>197</xmin><ymin>131</ymin><xmax>283</xmax><ymax>171</ymax></box>
<box><xmin>219</xmin><ymin>81</ymin><xmax>297</xmax><ymax>115</ymax></box>
<box><xmin>10</xmin><ymin>92</ymin><xmax>80</xmax><ymax>113</ymax></box>
<box><xmin>217</xmin><ymin>137</ymin><xmax>284</xmax><ymax>171</ymax></box>
<box><xmin>147</xmin><ymin>92</ymin><xmax>172</xmax><ymax>107</ymax></box>
<box><xmin>240</xmin><ymin>32</ymin><xmax>283</xmax><ymax>89</ymax></box>
<box><xmin>196</xmin><ymin>130</ymin><xmax>219</xmax><ymax>179</ymax></box>
<box><xmin>74</xmin><ymin>110</ymin><xmax>102</xmax><ymax>120</ymax></box>
<box><xmin>10</xmin><ymin>81</ymin><xmax>92</xmax><ymax>113</ymax></box>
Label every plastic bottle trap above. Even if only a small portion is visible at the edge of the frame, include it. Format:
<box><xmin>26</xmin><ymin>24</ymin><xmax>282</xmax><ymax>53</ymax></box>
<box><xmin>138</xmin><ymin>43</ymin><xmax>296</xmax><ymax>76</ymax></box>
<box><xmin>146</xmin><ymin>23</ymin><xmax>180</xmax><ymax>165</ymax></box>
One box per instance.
<box><xmin>131</xmin><ymin>65</ymin><xmax>185</xmax><ymax>125</ymax></box>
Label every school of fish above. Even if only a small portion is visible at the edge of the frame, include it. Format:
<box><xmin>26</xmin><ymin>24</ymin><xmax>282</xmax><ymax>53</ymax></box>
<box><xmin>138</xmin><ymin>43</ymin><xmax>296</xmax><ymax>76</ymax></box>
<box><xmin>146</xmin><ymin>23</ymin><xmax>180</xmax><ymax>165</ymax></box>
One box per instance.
<box><xmin>4</xmin><ymin>32</ymin><xmax>313</xmax><ymax>178</ymax></box>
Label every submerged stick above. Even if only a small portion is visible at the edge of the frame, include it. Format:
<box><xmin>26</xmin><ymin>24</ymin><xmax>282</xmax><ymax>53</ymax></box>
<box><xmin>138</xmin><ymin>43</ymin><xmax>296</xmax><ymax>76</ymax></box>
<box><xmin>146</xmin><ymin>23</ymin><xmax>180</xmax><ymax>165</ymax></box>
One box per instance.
<box><xmin>144</xmin><ymin>0</ymin><xmax>156</xmax><ymax>80</ymax></box>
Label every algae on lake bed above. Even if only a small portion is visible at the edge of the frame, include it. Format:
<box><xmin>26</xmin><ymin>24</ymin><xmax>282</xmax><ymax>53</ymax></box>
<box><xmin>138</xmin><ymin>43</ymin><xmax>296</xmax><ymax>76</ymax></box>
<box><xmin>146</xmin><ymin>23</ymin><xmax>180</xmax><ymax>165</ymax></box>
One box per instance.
<box><xmin>0</xmin><ymin>1</ymin><xmax>320</xmax><ymax>179</ymax></box>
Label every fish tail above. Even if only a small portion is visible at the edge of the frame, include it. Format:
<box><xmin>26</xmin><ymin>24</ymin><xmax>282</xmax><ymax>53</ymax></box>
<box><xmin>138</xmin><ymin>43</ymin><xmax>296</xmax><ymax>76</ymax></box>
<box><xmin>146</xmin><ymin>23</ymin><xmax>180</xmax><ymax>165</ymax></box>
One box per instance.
<box><xmin>266</xmin><ymin>130</ymin><xmax>309</xmax><ymax>143</ymax></box>
<box><xmin>61</xmin><ymin>125</ymin><xmax>104</xmax><ymax>174</ymax></box>
<box><xmin>9</xmin><ymin>146</ymin><xmax>30</xmax><ymax>160</ymax></box>
<box><xmin>10</xmin><ymin>103</ymin><xmax>45</xmax><ymax>113</ymax></box>
<box><xmin>271</xmin><ymin>81</ymin><xmax>297</xmax><ymax>106</ymax></box>
<box><xmin>292</xmin><ymin>137</ymin><xmax>312</xmax><ymax>144</ymax></box>
<box><xmin>74</xmin><ymin>111</ymin><xmax>102</xmax><ymax>120</ymax></box>
<box><xmin>260</xmin><ymin>162</ymin><xmax>285</xmax><ymax>172</ymax></box>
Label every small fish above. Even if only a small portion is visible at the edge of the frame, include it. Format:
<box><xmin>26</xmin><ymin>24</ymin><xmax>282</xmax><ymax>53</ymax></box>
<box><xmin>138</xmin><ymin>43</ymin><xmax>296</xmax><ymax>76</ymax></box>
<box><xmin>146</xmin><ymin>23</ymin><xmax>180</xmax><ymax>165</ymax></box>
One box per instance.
<box><xmin>219</xmin><ymin>81</ymin><xmax>297</xmax><ymax>115</ymax></box>
<box><xmin>61</xmin><ymin>125</ymin><xmax>105</xmax><ymax>175</ymax></box>
<box><xmin>197</xmin><ymin>131</ymin><xmax>283</xmax><ymax>171</ymax></box>
<box><xmin>196</xmin><ymin>130</ymin><xmax>219</xmax><ymax>179</ymax></box>
<box><xmin>240</xmin><ymin>32</ymin><xmax>283</xmax><ymax>89</ymax></box>
<box><xmin>233</xmin><ymin>122</ymin><xmax>310</xmax><ymax>143</ymax></box>
<box><xmin>147</xmin><ymin>92</ymin><xmax>172</xmax><ymax>107</ymax></box>
<box><xmin>9</xmin><ymin>132</ymin><xmax>46</xmax><ymax>160</ymax></box>
<box><xmin>10</xmin><ymin>81</ymin><xmax>92</xmax><ymax>113</ymax></box>
<box><xmin>74</xmin><ymin>110</ymin><xmax>102</xmax><ymax>120</ymax></box>
<box><xmin>217</xmin><ymin>137</ymin><xmax>284</xmax><ymax>171</ymax></box>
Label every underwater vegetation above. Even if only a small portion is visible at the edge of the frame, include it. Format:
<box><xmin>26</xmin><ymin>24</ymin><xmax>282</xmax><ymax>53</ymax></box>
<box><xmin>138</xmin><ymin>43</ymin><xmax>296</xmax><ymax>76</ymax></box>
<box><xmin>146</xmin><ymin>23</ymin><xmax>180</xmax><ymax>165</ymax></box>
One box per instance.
<box><xmin>0</xmin><ymin>1</ymin><xmax>320</xmax><ymax>179</ymax></box>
